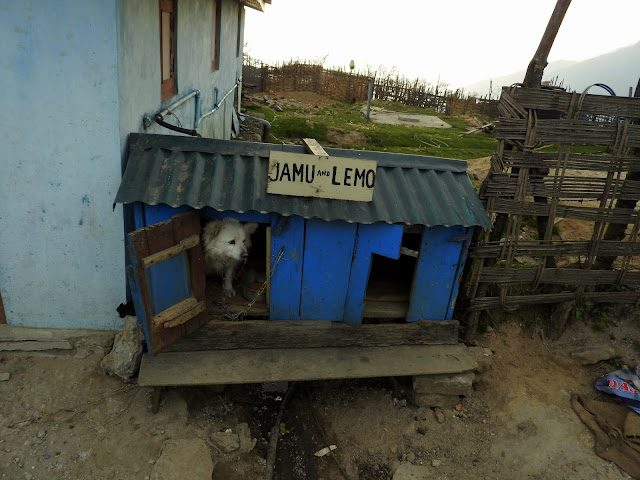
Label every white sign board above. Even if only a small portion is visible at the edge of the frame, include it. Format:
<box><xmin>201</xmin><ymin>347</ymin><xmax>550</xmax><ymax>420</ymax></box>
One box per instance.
<box><xmin>267</xmin><ymin>151</ymin><xmax>377</xmax><ymax>202</ymax></box>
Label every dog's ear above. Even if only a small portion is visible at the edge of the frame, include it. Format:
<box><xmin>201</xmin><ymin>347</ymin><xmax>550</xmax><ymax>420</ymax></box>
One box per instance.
<box><xmin>203</xmin><ymin>221</ymin><xmax>224</xmax><ymax>239</ymax></box>
<box><xmin>244</xmin><ymin>222</ymin><xmax>259</xmax><ymax>236</ymax></box>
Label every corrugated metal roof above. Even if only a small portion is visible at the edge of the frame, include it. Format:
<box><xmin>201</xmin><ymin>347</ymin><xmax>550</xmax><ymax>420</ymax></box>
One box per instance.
<box><xmin>115</xmin><ymin>133</ymin><xmax>492</xmax><ymax>228</ymax></box>
<box><xmin>238</xmin><ymin>0</ymin><xmax>266</xmax><ymax>12</ymax></box>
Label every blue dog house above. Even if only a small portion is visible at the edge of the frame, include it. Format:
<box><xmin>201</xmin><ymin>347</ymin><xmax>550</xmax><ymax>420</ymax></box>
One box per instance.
<box><xmin>116</xmin><ymin>133</ymin><xmax>491</xmax><ymax>360</ymax></box>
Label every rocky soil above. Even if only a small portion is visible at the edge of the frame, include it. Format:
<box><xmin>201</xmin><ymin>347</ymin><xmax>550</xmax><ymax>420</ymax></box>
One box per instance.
<box><xmin>1</xmin><ymin>309</ymin><xmax>639</xmax><ymax>479</ymax></box>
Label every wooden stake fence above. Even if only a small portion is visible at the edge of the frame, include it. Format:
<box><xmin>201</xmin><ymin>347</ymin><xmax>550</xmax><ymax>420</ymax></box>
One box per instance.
<box><xmin>242</xmin><ymin>58</ymin><xmax>498</xmax><ymax>117</ymax></box>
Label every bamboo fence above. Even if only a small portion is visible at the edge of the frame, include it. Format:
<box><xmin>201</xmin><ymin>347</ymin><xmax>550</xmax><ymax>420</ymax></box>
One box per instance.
<box><xmin>463</xmin><ymin>85</ymin><xmax>640</xmax><ymax>339</ymax></box>
<box><xmin>242</xmin><ymin>58</ymin><xmax>498</xmax><ymax>117</ymax></box>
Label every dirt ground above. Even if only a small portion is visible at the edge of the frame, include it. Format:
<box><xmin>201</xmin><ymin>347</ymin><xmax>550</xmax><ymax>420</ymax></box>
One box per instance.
<box><xmin>1</xmin><ymin>312</ymin><xmax>639</xmax><ymax>480</ymax></box>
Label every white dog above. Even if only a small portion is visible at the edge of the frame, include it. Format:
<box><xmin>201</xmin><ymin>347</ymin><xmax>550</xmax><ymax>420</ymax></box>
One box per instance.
<box><xmin>201</xmin><ymin>217</ymin><xmax>259</xmax><ymax>297</ymax></box>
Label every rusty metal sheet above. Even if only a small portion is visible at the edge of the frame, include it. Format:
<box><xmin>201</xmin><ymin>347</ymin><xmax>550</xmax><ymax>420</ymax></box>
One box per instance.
<box><xmin>114</xmin><ymin>133</ymin><xmax>492</xmax><ymax>228</ymax></box>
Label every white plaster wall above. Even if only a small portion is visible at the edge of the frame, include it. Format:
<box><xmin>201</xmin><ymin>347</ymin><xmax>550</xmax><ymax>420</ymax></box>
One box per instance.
<box><xmin>0</xmin><ymin>1</ymin><xmax>125</xmax><ymax>329</ymax></box>
<box><xmin>117</xmin><ymin>0</ymin><xmax>245</xmax><ymax>156</ymax></box>
<box><xmin>0</xmin><ymin>0</ymin><xmax>247</xmax><ymax>329</ymax></box>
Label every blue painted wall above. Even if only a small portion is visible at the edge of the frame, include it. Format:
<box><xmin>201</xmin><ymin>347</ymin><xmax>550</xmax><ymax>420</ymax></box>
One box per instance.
<box><xmin>0</xmin><ymin>0</ymin><xmax>124</xmax><ymax>328</ymax></box>
<box><xmin>0</xmin><ymin>0</ymin><xmax>248</xmax><ymax>329</ymax></box>
<box><xmin>137</xmin><ymin>204</ymin><xmax>471</xmax><ymax>324</ymax></box>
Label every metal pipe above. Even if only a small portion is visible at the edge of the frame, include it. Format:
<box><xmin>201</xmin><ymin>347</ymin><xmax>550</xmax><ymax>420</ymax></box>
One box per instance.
<box><xmin>261</xmin><ymin>119</ymin><xmax>271</xmax><ymax>142</ymax></box>
<box><xmin>196</xmin><ymin>82</ymin><xmax>239</xmax><ymax>129</ymax></box>
<box><xmin>149</xmin><ymin>90</ymin><xmax>201</xmax><ymax>135</ymax></box>
<box><xmin>153</xmin><ymin>115</ymin><xmax>201</xmax><ymax>137</ymax></box>
<box><xmin>237</xmin><ymin>76</ymin><xmax>243</xmax><ymax>114</ymax></box>
<box><xmin>157</xmin><ymin>90</ymin><xmax>199</xmax><ymax>118</ymax></box>
<box><xmin>241</xmin><ymin>113</ymin><xmax>271</xmax><ymax>142</ymax></box>
<box><xmin>193</xmin><ymin>92</ymin><xmax>201</xmax><ymax>129</ymax></box>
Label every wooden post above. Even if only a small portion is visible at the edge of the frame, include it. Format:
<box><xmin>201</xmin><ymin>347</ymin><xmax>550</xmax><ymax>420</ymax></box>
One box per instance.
<box><xmin>522</xmin><ymin>0</ymin><xmax>572</xmax><ymax>88</ymax></box>
<box><xmin>464</xmin><ymin>0</ymin><xmax>573</xmax><ymax>342</ymax></box>
<box><xmin>595</xmin><ymin>78</ymin><xmax>640</xmax><ymax>269</ymax></box>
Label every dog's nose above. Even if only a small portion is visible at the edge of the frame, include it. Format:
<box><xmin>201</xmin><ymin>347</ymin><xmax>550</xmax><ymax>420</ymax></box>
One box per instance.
<box><xmin>242</xmin><ymin>251</ymin><xmax>248</xmax><ymax>258</ymax></box>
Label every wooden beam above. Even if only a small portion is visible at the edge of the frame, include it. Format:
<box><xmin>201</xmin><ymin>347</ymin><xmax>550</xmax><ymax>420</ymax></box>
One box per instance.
<box><xmin>162</xmin><ymin>319</ymin><xmax>459</xmax><ymax>352</ymax></box>
<box><xmin>239</xmin><ymin>0</ymin><xmax>265</xmax><ymax>12</ymax></box>
<box><xmin>363</xmin><ymin>301</ymin><xmax>408</xmax><ymax>318</ymax></box>
<box><xmin>0</xmin><ymin>326</ymin><xmax>114</xmax><ymax>343</ymax></box>
<box><xmin>152</xmin><ymin>296</ymin><xmax>203</xmax><ymax>327</ymax></box>
<box><xmin>523</xmin><ymin>0</ymin><xmax>572</xmax><ymax>88</ymax></box>
<box><xmin>141</xmin><ymin>235</ymin><xmax>200</xmax><ymax>269</ymax></box>
<box><xmin>0</xmin><ymin>341</ymin><xmax>73</xmax><ymax>352</ymax></box>
<box><xmin>163</xmin><ymin>302</ymin><xmax>206</xmax><ymax>329</ymax></box>
<box><xmin>138</xmin><ymin>344</ymin><xmax>477</xmax><ymax>387</ymax></box>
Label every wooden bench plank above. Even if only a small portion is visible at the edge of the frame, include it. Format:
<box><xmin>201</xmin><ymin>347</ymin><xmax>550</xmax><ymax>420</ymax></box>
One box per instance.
<box><xmin>162</xmin><ymin>319</ymin><xmax>459</xmax><ymax>352</ymax></box>
<box><xmin>138</xmin><ymin>344</ymin><xmax>477</xmax><ymax>387</ymax></box>
<box><xmin>152</xmin><ymin>296</ymin><xmax>202</xmax><ymax>327</ymax></box>
<box><xmin>363</xmin><ymin>301</ymin><xmax>409</xmax><ymax>318</ymax></box>
<box><xmin>0</xmin><ymin>326</ymin><xmax>113</xmax><ymax>342</ymax></box>
<box><xmin>0</xmin><ymin>340</ymin><xmax>73</xmax><ymax>351</ymax></box>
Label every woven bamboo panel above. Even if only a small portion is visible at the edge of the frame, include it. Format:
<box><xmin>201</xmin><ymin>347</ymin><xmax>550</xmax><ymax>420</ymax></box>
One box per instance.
<box><xmin>465</xmin><ymin>85</ymin><xmax>640</xmax><ymax>339</ymax></box>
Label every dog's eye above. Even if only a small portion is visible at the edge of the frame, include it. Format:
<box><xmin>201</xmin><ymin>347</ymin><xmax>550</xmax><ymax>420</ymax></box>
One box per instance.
<box><xmin>229</xmin><ymin>240</ymin><xmax>236</xmax><ymax>245</ymax></box>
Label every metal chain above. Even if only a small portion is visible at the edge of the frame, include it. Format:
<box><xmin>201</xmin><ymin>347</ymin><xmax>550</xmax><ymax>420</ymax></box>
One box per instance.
<box><xmin>215</xmin><ymin>246</ymin><xmax>285</xmax><ymax>321</ymax></box>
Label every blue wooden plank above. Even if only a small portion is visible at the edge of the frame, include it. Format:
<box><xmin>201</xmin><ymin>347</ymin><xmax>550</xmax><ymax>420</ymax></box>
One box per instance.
<box><xmin>144</xmin><ymin>203</ymin><xmax>191</xmax><ymax>226</ymax></box>
<box><xmin>132</xmin><ymin>202</ymin><xmax>146</xmax><ymax>230</ymax></box>
<box><xmin>144</xmin><ymin>253</ymin><xmax>191</xmax><ymax>314</ymax></box>
<box><xmin>407</xmin><ymin>225</ymin><xmax>467</xmax><ymax>321</ymax></box>
<box><xmin>269</xmin><ymin>215</ymin><xmax>305</xmax><ymax>320</ymax></box>
<box><xmin>201</xmin><ymin>207</ymin><xmax>271</xmax><ymax>224</ymax></box>
<box><xmin>125</xmin><ymin>239</ymin><xmax>152</xmax><ymax>353</ymax></box>
<box><xmin>344</xmin><ymin>222</ymin><xmax>403</xmax><ymax>326</ymax></box>
<box><xmin>144</xmin><ymin>205</ymin><xmax>271</xmax><ymax>227</ymax></box>
<box><xmin>445</xmin><ymin>227</ymin><xmax>473</xmax><ymax>320</ymax></box>
<box><xmin>300</xmin><ymin>219</ymin><xmax>358</xmax><ymax>321</ymax></box>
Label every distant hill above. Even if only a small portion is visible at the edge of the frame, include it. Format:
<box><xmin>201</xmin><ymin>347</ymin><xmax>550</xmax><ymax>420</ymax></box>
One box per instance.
<box><xmin>464</xmin><ymin>41</ymin><xmax>640</xmax><ymax>98</ymax></box>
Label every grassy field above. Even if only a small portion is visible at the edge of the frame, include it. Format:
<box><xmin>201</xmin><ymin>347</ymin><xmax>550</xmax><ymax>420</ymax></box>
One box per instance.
<box><xmin>246</xmin><ymin>98</ymin><xmax>498</xmax><ymax>161</ymax></box>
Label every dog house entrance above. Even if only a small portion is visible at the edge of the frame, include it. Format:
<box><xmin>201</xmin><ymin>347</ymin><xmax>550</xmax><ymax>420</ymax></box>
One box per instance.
<box><xmin>363</xmin><ymin>226</ymin><xmax>421</xmax><ymax>321</ymax></box>
<box><xmin>203</xmin><ymin>221</ymin><xmax>271</xmax><ymax>320</ymax></box>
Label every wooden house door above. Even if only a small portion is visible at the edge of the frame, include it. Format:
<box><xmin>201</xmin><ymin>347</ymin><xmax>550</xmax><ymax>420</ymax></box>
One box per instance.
<box><xmin>126</xmin><ymin>210</ymin><xmax>208</xmax><ymax>354</ymax></box>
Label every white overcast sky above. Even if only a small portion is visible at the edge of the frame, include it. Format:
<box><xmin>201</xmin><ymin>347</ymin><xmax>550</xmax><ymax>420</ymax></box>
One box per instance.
<box><xmin>244</xmin><ymin>0</ymin><xmax>640</xmax><ymax>89</ymax></box>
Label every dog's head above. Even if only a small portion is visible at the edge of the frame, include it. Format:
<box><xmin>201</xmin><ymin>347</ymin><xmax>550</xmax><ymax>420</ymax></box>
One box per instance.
<box><xmin>202</xmin><ymin>217</ymin><xmax>259</xmax><ymax>262</ymax></box>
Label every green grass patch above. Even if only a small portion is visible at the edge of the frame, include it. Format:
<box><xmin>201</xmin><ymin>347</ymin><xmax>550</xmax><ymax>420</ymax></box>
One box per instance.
<box><xmin>246</xmin><ymin>99</ymin><xmax>499</xmax><ymax>160</ymax></box>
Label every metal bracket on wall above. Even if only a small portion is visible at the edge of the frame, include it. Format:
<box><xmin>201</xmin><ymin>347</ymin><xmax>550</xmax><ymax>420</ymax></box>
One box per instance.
<box><xmin>143</xmin><ymin>90</ymin><xmax>201</xmax><ymax>135</ymax></box>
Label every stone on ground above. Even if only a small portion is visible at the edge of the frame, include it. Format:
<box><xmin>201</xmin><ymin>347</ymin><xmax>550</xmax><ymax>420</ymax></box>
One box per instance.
<box><xmin>570</xmin><ymin>346</ymin><xmax>616</xmax><ymax>365</ymax></box>
<box><xmin>393</xmin><ymin>462</ymin><xmax>432</xmax><ymax>480</ymax></box>
<box><xmin>99</xmin><ymin>316</ymin><xmax>144</xmax><ymax>380</ymax></box>
<box><xmin>150</xmin><ymin>439</ymin><xmax>213</xmax><ymax>480</ymax></box>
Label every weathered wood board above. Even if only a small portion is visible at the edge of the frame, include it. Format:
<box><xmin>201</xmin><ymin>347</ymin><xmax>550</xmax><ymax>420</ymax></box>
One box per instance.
<box><xmin>127</xmin><ymin>210</ymin><xmax>208</xmax><ymax>354</ymax></box>
<box><xmin>162</xmin><ymin>319</ymin><xmax>459</xmax><ymax>352</ymax></box>
<box><xmin>267</xmin><ymin>151</ymin><xmax>376</xmax><ymax>201</ymax></box>
<box><xmin>138</xmin><ymin>344</ymin><xmax>477</xmax><ymax>386</ymax></box>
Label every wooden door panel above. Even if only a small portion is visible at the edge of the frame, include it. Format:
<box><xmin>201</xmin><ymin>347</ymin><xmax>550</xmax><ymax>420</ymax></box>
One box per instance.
<box><xmin>126</xmin><ymin>210</ymin><xmax>207</xmax><ymax>354</ymax></box>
